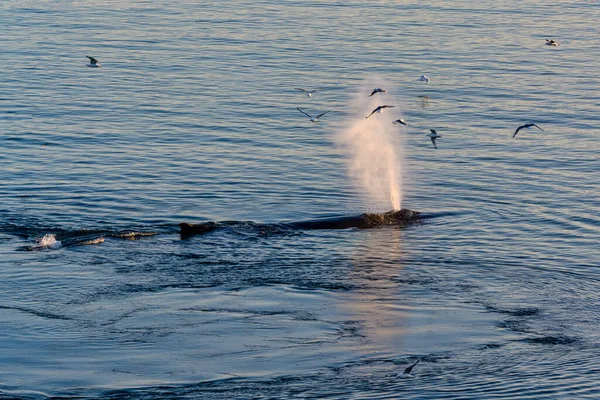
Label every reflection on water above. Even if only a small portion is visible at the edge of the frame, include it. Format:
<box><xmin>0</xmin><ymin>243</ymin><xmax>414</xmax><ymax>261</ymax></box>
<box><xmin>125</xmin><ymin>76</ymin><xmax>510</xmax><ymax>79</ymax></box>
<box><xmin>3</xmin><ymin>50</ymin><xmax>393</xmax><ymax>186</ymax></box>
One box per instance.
<box><xmin>341</xmin><ymin>228</ymin><xmax>503</xmax><ymax>360</ymax></box>
<box><xmin>418</xmin><ymin>96</ymin><xmax>431</xmax><ymax>108</ymax></box>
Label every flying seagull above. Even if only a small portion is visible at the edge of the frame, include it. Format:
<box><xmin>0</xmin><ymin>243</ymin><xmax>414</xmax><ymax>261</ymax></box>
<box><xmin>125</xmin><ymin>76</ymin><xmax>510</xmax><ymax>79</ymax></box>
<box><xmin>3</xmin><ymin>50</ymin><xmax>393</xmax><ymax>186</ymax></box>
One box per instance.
<box><xmin>294</xmin><ymin>88</ymin><xmax>318</xmax><ymax>97</ymax></box>
<box><xmin>366</xmin><ymin>105</ymin><xmax>395</xmax><ymax>119</ymax></box>
<box><xmin>86</xmin><ymin>56</ymin><xmax>101</xmax><ymax>68</ymax></box>
<box><xmin>393</xmin><ymin>119</ymin><xmax>409</xmax><ymax>126</ymax></box>
<box><xmin>369</xmin><ymin>88</ymin><xmax>386</xmax><ymax>97</ymax></box>
<box><xmin>427</xmin><ymin>129</ymin><xmax>441</xmax><ymax>148</ymax></box>
<box><xmin>513</xmin><ymin>123</ymin><xmax>544</xmax><ymax>138</ymax></box>
<box><xmin>545</xmin><ymin>39</ymin><xmax>559</xmax><ymax>46</ymax></box>
<box><xmin>297</xmin><ymin>107</ymin><xmax>331</xmax><ymax>122</ymax></box>
<box><xmin>418</xmin><ymin>74</ymin><xmax>431</xmax><ymax>83</ymax></box>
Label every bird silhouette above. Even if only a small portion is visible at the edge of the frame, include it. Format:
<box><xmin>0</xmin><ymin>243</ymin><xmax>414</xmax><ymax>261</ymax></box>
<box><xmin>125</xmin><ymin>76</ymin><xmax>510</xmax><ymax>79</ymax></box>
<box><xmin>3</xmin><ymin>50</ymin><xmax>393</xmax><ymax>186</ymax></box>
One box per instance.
<box><xmin>297</xmin><ymin>107</ymin><xmax>331</xmax><ymax>122</ymax></box>
<box><xmin>366</xmin><ymin>105</ymin><xmax>395</xmax><ymax>118</ymax></box>
<box><xmin>513</xmin><ymin>123</ymin><xmax>544</xmax><ymax>138</ymax></box>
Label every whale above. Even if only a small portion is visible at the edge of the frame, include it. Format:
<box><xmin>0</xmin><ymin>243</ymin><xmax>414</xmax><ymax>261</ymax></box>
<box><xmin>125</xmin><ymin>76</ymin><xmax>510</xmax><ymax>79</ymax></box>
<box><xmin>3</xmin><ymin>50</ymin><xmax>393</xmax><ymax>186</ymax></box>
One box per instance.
<box><xmin>179</xmin><ymin>209</ymin><xmax>420</xmax><ymax>238</ymax></box>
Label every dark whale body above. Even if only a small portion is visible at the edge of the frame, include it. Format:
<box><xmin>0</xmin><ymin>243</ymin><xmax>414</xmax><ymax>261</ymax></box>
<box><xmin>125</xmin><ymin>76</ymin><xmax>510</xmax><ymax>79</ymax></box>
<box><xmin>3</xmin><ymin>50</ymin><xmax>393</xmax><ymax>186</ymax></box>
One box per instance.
<box><xmin>180</xmin><ymin>209</ymin><xmax>420</xmax><ymax>238</ymax></box>
<box><xmin>287</xmin><ymin>209</ymin><xmax>420</xmax><ymax>230</ymax></box>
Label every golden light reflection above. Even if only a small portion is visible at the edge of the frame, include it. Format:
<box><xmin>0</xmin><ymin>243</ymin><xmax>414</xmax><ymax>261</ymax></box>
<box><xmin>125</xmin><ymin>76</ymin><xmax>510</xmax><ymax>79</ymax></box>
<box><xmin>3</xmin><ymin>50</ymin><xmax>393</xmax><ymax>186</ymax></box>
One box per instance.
<box><xmin>340</xmin><ymin>228</ymin><xmax>411</xmax><ymax>356</ymax></box>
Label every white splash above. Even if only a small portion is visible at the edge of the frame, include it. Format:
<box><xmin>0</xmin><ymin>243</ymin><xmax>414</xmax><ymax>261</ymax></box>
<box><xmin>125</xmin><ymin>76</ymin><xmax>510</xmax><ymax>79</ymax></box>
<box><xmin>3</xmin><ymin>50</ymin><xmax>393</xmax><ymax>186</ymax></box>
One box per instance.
<box><xmin>34</xmin><ymin>234</ymin><xmax>62</xmax><ymax>250</ymax></box>
<box><xmin>336</xmin><ymin>80</ymin><xmax>405</xmax><ymax>211</ymax></box>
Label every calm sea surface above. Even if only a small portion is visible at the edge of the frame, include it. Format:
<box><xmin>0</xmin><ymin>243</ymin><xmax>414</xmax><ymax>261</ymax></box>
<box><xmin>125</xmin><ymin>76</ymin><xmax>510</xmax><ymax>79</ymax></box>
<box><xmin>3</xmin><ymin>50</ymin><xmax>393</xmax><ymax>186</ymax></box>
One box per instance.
<box><xmin>1</xmin><ymin>1</ymin><xmax>599</xmax><ymax>398</ymax></box>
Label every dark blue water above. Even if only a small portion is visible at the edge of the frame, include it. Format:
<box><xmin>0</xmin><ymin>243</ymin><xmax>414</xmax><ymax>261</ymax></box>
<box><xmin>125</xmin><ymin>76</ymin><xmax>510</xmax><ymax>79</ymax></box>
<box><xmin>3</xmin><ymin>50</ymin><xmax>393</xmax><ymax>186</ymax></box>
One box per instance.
<box><xmin>1</xmin><ymin>1</ymin><xmax>599</xmax><ymax>398</ymax></box>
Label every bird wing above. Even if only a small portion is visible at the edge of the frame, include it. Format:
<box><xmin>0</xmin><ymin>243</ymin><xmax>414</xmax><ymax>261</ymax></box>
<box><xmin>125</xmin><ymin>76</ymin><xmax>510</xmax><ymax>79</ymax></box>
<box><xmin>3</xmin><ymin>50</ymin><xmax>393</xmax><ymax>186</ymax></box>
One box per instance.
<box><xmin>404</xmin><ymin>360</ymin><xmax>419</xmax><ymax>374</ymax></box>
<box><xmin>87</xmin><ymin>56</ymin><xmax>97</xmax><ymax>63</ymax></box>
<box><xmin>513</xmin><ymin>126</ymin><xmax>523</xmax><ymax>137</ymax></box>
<box><xmin>296</xmin><ymin>107</ymin><xmax>313</xmax><ymax>119</ymax></box>
<box><xmin>430</xmin><ymin>129</ymin><xmax>436</xmax><ymax>134</ymax></box>
<box><xmin>369</xmin><ymin>90</ymin><xmax>376</xmax><ymax>97</ymax></box>
<box><xmin>294</xmin><ymin>88</ymin><xmax>307</xmax><ymax>93</ymax></box>
<box><xmin>533</xmin><ymin>124</ymin><xmax>544</xmax><ymax>131</ymax></box>
<box><xmin>431</xmin><ymin>137</ymin><xmax>437</xmax><ymax>147</ymax></box>
<box><xmin>366</xmin><ymin>108</ymin><xmax>379</xmax><ymax>118</ymax></box>
<box><xmin>385</xmin><ymin>105</ymin><xmax>396</xmax><ymax>109</ymax></box>
<box><xmin>316</xmin><ymin>110</ymin><xmax>331</xmax><ymax>119</ymax></box>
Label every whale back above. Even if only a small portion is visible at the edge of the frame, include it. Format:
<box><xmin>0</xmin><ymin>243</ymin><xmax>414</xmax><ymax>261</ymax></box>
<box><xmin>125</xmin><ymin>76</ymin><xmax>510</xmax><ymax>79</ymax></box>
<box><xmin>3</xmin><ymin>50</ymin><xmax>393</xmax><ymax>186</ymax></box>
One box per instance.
<box><xmin>180</xmin><ymin>209</ymin><xmax>421</xmax><ymax>238</ymax></box>
<box><xmin>363</xmin><ymin>209</ymin><xmax>420</xmax><ymax>226</ymax></box>
<box><xmin>358</xmin><ymin>209</ymin><xmax>420</xmax><ymax>228</ymax></box>
<box><xmin>179</xmin><ymin>221</ymin><xmax>219</xmax><ymax>238</ymax></box>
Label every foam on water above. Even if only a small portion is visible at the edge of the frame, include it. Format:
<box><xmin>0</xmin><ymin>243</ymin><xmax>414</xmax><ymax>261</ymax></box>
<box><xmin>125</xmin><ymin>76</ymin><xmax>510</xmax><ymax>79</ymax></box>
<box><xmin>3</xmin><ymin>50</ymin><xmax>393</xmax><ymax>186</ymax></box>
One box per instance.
<box><xmin>32</xmin><ymin>234</ymin><xmax>62</xmax><ymax>250</ymax></box>
<box><xmin>336</xmin><ymin>79</ymin><xmax>405</xmax><ymax>211</ymax></box>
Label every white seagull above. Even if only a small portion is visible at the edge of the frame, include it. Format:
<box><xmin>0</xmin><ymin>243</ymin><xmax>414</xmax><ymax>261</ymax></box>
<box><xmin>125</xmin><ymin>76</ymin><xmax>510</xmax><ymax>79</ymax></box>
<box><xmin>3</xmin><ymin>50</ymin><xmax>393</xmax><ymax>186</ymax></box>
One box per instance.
<box><xmin>393</xmin><ymin>119</ymin><xmax>409</xmax><ymax>126</ymax></box>
<box><xmin>513</xmin><ymin>123</ymin><xmax>544</xmax><ymax>138</ymax></box>
<box><xmin>366</xmin><ymin>105</ymin><xmax>395</xmax><ymax>119</ymax></box>
<box><xmin>297</xmin><ymin>107</ymin><xmax>331</xmax><ymax>122</ymax></box>
<box><xmin>86</xmin><ymin>56</ymin><xmax>101</xmax><ymax>68</ymax></box>
<box><xmin>369</xmin><ymin>88</ymin><xmax>386</xmax><ymax>97</ymax></box>
<box><xmin>418</xmin><ymin>74</ymin><xmax>431</xmax><ymax>83</ymax></box>
<box><xmin>427</xmin><ymin>129</ymin><xmax>441</xmax><ymax>148</ymax></box>
<box><xmin>294</xmin><ymin>88</ymin><xmax>318</xmax><ymax>97</ymax></box>
<box><xmin>545</xmin><ymin>39</ymin><xmax>559</xmax><ymax>46</ymax></box>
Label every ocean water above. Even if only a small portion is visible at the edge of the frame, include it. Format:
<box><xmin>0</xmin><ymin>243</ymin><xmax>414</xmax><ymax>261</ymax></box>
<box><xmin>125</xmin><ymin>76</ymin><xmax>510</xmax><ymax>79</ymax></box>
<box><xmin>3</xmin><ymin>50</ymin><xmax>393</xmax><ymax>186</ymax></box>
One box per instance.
<box><xmin>1</xmin><ymin>1</ymin><xmax>599</xmax><ymax>398</ymax></box>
